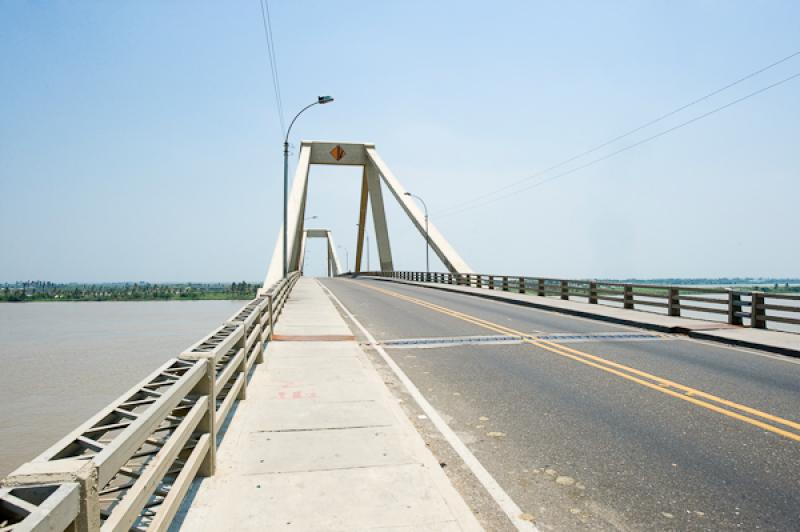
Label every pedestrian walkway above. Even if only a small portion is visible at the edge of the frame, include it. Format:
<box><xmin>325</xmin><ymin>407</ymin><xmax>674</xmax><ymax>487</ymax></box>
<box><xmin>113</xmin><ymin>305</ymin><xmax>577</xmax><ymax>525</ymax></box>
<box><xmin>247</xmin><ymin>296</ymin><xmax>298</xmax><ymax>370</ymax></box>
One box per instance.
<box><xmin>176</xmin><ymin>278</ymin><xmax>481</xmax><ymax>531</ymax></box>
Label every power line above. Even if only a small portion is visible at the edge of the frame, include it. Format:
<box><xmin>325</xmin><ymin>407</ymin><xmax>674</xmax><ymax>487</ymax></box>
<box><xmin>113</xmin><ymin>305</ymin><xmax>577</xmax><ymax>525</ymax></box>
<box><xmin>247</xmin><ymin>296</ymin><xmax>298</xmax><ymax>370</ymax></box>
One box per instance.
<box><xmin>258</xmin><ymin>0</ymin><xmax>285</xmax><ymax>135</ymax></box>
<box><xmin>437</xmin><ymin>70</ymin><xmax>800</xmax><ymax>220</ymax></box>
<box><xmin>435</xmin><ymin>49</ymin><xmax>800</xmax><ymax>217</ymax></box>
<box><xmin>263</xmin><ymin>0</ymin><xmax>285</xmax><ymax>131</ymax></box>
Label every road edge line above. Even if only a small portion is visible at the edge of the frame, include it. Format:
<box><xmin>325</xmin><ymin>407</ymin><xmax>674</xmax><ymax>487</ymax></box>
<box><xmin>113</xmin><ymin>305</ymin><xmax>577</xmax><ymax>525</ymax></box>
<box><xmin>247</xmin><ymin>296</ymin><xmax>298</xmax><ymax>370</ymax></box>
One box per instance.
<box><xmin>320</xmin><ymin>281</ymin><xmax>538</xmax><ymax>532</ymax></box>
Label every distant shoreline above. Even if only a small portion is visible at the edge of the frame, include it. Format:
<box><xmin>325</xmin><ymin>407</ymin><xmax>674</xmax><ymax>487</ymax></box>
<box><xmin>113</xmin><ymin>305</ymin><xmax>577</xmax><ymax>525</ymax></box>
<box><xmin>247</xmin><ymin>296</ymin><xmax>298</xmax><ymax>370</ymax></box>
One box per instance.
<box><xmin>3</xmin><ymin>278</ymin><xmax>799</xmax><ymax>302</ymax></box>
<box><xmin>0</xmin><ymin>295</ymin><xmax>256</xmax><ymax>303</ymax></box>
<box><xmin>1</xmin><ymin>282</ymin><xmax>261</xmax><ymax>303</ymax></box>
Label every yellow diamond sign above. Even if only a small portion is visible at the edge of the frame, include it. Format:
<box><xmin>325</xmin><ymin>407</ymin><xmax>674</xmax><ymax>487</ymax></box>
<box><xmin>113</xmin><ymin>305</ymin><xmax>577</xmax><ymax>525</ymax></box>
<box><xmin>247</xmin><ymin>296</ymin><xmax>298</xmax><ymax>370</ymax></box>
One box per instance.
<box><xmin>330</xmin><ymin>145</ymin><xmax>346</xmax><ymax>161</ymax></box>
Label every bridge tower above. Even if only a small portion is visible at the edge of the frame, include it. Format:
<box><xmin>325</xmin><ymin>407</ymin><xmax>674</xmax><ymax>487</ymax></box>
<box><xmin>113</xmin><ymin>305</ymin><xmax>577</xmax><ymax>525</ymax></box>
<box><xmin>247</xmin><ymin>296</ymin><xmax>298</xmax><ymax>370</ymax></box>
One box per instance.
<box><xmin>262</xmin><ymin>141</ymin><xmax>472</xmax><ymax>289</ymax></box>
<box><xmin>298</xmin><ymin>228</ymin><xmax>343</xmax><ymax>277</ymax></box>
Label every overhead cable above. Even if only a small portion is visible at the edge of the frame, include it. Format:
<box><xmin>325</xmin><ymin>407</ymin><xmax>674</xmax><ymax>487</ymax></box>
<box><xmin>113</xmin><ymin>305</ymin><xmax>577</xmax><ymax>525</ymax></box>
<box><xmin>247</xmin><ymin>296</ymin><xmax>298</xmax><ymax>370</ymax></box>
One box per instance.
<box><xmin>435</xmin><ymin>50</ymin><xmax>800</xmax><ymax>218</ymax></box>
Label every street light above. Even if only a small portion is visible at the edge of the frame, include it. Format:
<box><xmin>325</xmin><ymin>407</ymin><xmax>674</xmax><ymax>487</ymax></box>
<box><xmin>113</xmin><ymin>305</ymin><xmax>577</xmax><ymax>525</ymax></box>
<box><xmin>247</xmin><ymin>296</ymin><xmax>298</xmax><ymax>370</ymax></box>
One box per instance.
<box><xmin>282</xmin><ymin>96</ymin><xmax>334</xmax><ymax>276</ymax></box>
<box><xmin>356</xmin><ymin>223</ymin><xmax>370</xmax><ymax>272</ymax></box>
<box><xmin>338</xmin><ymin>245</ymin><xmax>349</xmax><ymax>273</ymax></box>
<box><xmin>404</xmin><ymin>192</ymin><xmax>429</xmax><ymax>275</ymax></box>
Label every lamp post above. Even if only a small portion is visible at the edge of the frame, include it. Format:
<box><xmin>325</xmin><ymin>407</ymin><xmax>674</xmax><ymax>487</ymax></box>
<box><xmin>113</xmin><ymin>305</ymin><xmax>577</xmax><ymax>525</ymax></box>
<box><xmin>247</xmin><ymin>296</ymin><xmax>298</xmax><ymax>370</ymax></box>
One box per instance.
<box><xmin>338</xmin><ymin>245</ymin><xmax>349</xmax><ymax>273</ymax></box>
<box><xmin>283</xmin><ymin>96</ymin><xmax>334</xmax><ymax>277</ymax></box>
<box><xmin>404</xmin><ymin>192</ymin><xmax>429</xmax><ymax>275</ymax></box>
<box><xmin>356</xmin><ymin>223</ymin><xmax>370</xmax><ymax>272</ymax></box>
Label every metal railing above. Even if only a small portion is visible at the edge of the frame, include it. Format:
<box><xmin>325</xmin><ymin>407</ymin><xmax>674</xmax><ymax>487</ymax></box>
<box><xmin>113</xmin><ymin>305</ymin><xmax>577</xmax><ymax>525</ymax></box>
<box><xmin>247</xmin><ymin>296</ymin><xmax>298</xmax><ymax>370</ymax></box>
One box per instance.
<box><xmin>359</xmin><ymin>271</ymin><xmax>800</xmax><ymax>331</ymax></box>
<box><xmin>0</xmin><ymin>272</ymin><xmax>301</xmax><ymax>532</ymax></box>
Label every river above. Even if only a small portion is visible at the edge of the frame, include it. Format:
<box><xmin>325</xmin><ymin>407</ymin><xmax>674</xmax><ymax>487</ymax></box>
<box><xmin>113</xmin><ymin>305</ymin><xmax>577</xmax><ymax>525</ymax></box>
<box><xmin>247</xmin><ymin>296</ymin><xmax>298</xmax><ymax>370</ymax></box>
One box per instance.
<box><xmin>0</xmin><ymin>300</ymin><xmax>245</xmax><ymax>477</ymax></box>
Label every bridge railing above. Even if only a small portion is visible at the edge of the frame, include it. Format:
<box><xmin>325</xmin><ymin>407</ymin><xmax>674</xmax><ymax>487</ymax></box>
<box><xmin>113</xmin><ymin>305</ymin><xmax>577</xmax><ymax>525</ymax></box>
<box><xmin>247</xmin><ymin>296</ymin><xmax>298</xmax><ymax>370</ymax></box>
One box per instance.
<box><xmin>1</xmin><ymin>272</ymin><xmax>301</xmax><ymax>532</ymax></box>
<box><xmin>0</xmin><ymin>483</ymin><xmax>80</xmax><ymax>532</ymax></box>
<box><xmin>360</xmin><ymin>271</ymin><xmax>800</xmax><ymax>332</ymax></box>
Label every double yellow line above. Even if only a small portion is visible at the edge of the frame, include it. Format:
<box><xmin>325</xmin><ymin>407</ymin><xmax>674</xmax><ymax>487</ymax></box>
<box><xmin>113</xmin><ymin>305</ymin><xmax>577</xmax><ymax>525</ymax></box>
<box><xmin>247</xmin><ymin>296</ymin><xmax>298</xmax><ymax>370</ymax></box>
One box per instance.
<box><xmin>359</xmin><ymin>281</ymin><xmax>800</xmax><ymax>443</ymax></box>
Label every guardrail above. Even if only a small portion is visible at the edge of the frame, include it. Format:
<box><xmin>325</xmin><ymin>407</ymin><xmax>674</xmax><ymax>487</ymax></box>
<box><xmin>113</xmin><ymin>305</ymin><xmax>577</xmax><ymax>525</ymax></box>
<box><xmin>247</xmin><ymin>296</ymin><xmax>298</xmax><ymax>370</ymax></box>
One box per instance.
<box><xmin>360</xmin><ymin>271</ymin><xmax>800</xmax><ymax>331</ymax></box>
<box><xmin>0</xmin><ymin>272</ymin><xmax>300</xmax><ymax>532</ymax></box>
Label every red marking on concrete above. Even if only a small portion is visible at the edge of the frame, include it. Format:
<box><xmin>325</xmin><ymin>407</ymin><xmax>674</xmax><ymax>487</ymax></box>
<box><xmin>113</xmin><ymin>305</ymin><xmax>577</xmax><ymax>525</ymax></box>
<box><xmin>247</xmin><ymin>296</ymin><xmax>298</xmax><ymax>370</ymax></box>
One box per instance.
<box><xmin>273</xmin><ymin>334</ymin><xmax>355</xmax><ymax>342</ymax></box>
<box><xmin>276</xmin><ymin>390</ymin><xmax>318</xmax><ymax>400</ymax></box>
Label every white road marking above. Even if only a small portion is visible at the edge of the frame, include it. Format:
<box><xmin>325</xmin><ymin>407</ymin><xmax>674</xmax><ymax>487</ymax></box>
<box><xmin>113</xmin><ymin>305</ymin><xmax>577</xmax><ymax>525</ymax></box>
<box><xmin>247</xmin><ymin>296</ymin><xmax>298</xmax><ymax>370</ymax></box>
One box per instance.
<box><xmin>321</xmin><ymin>281</ymin><xmax>538</xmax><ymax>532</ymax></box>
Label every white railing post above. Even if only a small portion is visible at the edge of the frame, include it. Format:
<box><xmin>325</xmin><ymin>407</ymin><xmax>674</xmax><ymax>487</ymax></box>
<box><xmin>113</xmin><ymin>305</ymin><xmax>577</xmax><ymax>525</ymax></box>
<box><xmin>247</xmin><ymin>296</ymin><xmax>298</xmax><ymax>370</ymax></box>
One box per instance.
<box><xmin>236</xmin><ymin>329</ymin><xmax>248</xmax><ymax>400</ymax></box>
<box><xmin>751</xmin><ymin>292</ymin><xmax>767</xmax><ymax>329</ymax></box>
<box><xmin>256</xmin><ymin>294</ymin><xmax>274</xmax><ymax>365</ymax></box>
<box><xmin>623</xmin><ymin>285</ymin><xmax>634</xmax><ymax>309</ymax></box>
<box><xmin>180</xmin><ymin>324</ymin><xmax>244</xmax><ymax>477</ymax></box>
<box><xmin>728</xmin><ymin>291</ymin><xmax>743</xmax><ymax>326</ymax></box>
<box><xmin>268</xmin><ymin>294</ymin><xmax>275</xmax><ymax>341</ymax></box>
<box><xmin>191</xmin><ymin>360</ymin><xmax>216</xmax><ymax>477</ymax></box>
<box><xmin>668</xmin><ymin>287</ymin><xmax>681</xmax><ymax>317</ymax></box>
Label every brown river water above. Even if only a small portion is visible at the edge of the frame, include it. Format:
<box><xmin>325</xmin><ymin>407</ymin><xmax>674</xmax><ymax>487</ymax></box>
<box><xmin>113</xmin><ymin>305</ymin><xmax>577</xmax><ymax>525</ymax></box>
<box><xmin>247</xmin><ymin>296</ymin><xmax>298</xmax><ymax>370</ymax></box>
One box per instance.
<box><xmin>0</xmin><ymin>300</ymin><xmax>245</xmax><ymax>477</ymax></box>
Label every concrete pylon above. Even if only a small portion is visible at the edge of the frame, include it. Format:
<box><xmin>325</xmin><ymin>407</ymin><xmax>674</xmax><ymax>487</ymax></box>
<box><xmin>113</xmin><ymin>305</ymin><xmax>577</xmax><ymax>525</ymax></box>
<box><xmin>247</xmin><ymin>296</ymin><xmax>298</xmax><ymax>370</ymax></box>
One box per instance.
<box><xmin>262</xmin><ymin>141</ymin><xmax>472</xmax><ymax>289</ymax></box>
<box><xmin>299</xmin><ymin>229</ymin><xmax>343</xmax><ymax>277</ymax></box>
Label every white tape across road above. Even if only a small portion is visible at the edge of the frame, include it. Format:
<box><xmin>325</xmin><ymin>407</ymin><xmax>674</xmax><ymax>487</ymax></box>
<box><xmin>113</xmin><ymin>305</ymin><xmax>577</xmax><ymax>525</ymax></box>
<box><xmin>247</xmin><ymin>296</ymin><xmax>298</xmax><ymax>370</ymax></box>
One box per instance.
<box><xmin>321</xmin><ymin>281</ymin><xmax>538</xmax><ymax>532</ymax></box>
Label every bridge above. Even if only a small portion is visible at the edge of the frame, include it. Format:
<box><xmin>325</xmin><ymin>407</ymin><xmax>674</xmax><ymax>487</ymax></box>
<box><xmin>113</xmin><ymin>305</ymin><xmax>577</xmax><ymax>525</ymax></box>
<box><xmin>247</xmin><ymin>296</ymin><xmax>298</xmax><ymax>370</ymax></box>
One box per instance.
<box><xmin>2</xmin><ymin>142</ymin><xmax>799</xmax><ymax>531</ymax></box>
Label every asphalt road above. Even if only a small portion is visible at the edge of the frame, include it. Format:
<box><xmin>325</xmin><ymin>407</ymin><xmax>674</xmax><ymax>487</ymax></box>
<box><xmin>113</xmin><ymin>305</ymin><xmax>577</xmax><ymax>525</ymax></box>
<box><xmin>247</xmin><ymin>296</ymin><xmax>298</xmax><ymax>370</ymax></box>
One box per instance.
<box><xmin>321</xmin><ymin>277</ymin><xmax>800</xmax><ymax>532</ymax></box>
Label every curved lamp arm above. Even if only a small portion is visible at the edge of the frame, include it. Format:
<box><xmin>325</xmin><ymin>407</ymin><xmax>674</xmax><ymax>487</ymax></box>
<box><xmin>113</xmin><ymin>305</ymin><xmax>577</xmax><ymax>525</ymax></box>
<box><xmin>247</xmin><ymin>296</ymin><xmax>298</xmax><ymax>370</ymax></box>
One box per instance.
<box><xmin>404</xmin><ymin>192</ymin><xmax>428</xmax><ymax>218</ymax></box>
<box><xmin>284</xmin><ymin>96</ymin><xmax>334</xmax><ymax>145</ymax></box>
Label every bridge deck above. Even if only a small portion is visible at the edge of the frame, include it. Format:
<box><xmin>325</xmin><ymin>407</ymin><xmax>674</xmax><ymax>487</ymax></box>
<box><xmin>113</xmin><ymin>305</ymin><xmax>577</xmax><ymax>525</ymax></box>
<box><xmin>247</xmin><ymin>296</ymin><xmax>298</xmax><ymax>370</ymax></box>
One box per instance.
<box><xmin>175</xmin><ymin>278</ymin><xmax>480</xmax><ymax>531</ymax></box>
<box><xmin>320</xmin><ymin>277</ymin><xmax>800</xmax><ymax>531</ymax></box>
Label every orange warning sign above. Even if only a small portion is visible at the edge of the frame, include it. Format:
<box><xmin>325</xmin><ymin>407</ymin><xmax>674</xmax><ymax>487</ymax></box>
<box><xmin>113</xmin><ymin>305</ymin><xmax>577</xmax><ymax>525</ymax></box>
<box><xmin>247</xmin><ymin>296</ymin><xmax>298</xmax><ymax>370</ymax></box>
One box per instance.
<box><xmin>330</xmin><ymin>145</ymin><xmax>346</xmax><ymax>161</ymax></box>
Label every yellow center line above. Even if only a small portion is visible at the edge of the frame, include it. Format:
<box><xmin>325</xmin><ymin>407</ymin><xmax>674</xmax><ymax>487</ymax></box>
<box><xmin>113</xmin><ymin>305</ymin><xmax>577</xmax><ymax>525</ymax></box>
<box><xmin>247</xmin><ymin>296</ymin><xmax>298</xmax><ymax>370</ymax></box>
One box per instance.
<box><xmin>354</xmin><ymin>280</ymin><xmax>800</xmax><ymax>443</ymax></box>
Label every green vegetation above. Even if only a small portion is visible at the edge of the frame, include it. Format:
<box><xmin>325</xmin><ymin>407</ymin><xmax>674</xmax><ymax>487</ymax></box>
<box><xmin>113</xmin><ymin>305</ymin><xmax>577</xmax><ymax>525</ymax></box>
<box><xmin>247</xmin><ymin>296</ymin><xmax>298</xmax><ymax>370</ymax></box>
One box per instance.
<box><xmin>723</xmin><ymin>284</ymin><xmax>800</xmax><ymax>294</ymax></box>
<box><xmin>605</xmin><ymin>279</ymin><xmax>800</xmax><ymax>294</ymax></box>
<box><xmin>0</xmin><ymin>281</ymin><xmax>260</xmax><ymax>302</ymax></box>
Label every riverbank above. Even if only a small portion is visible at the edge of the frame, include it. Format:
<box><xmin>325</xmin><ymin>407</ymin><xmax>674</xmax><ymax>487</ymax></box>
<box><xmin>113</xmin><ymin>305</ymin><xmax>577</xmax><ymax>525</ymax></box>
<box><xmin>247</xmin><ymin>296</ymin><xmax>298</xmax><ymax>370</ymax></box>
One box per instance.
<box><xmin>1</xmin><ymin>281</ymin><xmax>260</xmax><ymax>302</ymax></box>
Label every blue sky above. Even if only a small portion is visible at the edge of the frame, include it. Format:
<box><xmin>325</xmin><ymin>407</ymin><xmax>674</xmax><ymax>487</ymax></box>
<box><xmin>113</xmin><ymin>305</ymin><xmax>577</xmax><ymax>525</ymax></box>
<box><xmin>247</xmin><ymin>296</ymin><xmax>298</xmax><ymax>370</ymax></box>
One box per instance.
<box><xmin>1</xmin><ymin>1</ymin><xmax>798</xmax><ymax>282</ymax></box>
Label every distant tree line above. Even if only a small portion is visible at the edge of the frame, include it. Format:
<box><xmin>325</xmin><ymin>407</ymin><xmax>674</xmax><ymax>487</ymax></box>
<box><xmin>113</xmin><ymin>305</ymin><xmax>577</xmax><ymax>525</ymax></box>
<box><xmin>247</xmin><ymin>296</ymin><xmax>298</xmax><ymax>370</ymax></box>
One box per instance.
<box><xmin>602</xmin><ymin>278</ymin><xmax>800</xmax><ymax>292</ymax></box>
<box><xmin>0</xmin><ymin>281</ymin><xmax>260</xmax><ymax>302</ymax></box>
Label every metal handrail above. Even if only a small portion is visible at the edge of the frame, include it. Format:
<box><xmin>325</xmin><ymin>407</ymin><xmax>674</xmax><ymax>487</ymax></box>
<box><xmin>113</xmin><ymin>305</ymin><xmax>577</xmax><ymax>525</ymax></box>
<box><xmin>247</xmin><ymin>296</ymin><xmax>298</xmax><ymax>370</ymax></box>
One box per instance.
<box><xmin>357</xmin><ymin>271</ymin><xmax>800</xmax><ymax>330</ymax></box>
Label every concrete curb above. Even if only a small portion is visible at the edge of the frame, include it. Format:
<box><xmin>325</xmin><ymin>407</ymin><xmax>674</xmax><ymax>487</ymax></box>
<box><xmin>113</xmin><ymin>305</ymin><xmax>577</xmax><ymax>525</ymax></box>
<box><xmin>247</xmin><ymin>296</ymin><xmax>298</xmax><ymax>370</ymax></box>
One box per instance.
<box><xmin>684</xmin><ymin>330</ymin><xmax>800</xmax><ymax>358</ymax></box>
<box><xmin>360</xmin><ymin>276</ymin><xmax>800</xmax><ymax>359</ymax></box>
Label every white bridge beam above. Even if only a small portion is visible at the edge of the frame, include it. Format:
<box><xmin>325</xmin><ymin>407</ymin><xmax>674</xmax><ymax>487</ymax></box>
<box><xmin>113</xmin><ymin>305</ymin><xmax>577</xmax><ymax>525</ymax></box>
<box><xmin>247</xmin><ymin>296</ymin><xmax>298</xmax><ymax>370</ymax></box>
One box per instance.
<box><xmin>262</xmin><ymin>141</ymin><xmax>472</xmax><ymax>289</ymax></box>
<box><xmin>300</xmin><ymin>229</ymin><xmax>342</xmax><ymax>277</ymax></box>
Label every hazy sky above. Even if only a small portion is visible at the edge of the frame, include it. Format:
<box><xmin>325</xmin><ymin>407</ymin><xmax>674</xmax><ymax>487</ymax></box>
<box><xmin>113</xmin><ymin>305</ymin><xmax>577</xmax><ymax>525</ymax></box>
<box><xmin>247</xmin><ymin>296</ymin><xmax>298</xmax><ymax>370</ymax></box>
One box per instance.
<box><xmin>1</xmin><ymin>1</ymin><xmax>798</xmax><ymax>282</ymax></box>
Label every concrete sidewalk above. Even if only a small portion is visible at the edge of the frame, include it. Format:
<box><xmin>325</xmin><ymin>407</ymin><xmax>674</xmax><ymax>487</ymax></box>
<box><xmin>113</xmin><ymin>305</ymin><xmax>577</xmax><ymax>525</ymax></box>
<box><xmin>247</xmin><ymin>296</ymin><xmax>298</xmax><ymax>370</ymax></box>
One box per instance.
<box><xmin>177</xmin><ymin>278</ymin><xmax>482</xmax><ymax>531</ymax></box>
<box><xmin>364</xmin><ymin>277</ymin><xmax>800</xmax><ymax>357</ymax></box>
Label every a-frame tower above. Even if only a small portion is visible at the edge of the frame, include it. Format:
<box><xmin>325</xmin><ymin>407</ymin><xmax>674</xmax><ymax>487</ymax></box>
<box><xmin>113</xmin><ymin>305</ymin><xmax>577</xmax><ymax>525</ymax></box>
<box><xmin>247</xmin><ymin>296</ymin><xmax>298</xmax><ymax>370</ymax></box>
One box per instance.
<box><xmin>262</xmin><ymin>141</ymin><xmax>472</xmax><ymax>289</ymax></box>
